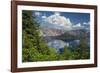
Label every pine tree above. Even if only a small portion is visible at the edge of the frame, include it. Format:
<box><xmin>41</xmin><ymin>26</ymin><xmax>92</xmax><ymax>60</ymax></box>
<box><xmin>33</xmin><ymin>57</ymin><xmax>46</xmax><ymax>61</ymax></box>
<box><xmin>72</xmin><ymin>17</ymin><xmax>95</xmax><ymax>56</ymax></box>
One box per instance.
<box><xmin>22</xmin><ymin>10</ymin><xmax>58</xmax><ymax>62</ymax></box>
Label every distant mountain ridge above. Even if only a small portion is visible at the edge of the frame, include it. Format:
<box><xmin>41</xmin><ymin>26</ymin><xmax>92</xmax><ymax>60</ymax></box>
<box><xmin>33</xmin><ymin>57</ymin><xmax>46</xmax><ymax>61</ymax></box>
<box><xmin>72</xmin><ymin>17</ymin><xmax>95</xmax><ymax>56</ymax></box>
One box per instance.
<box><xmin>40</xmin><ymin>27</ymin><xmax>64</xmax><ymax>37</ymax></box>
<box><xmin>40</xmin><ymin>27</ymin><xmax>90</xmax><ymax>39</ymax></box>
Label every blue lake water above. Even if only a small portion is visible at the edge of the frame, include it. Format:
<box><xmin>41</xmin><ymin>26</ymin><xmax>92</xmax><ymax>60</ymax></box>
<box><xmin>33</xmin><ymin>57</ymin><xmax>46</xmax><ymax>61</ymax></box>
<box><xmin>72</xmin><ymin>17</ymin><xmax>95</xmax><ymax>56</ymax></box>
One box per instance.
<box><xmin>46</xmin><ymin>38</ymin><xmax>83</xmax><ymax>52</ymax></box>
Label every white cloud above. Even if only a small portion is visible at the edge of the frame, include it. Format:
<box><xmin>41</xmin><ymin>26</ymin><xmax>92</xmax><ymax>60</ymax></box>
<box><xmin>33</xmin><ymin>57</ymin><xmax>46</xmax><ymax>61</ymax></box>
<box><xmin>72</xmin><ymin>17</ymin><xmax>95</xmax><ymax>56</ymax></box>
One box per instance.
<box><xmin>40</xmin><ymin>12</ymin><xmax>85</xmax><ymax>31</ymax></box>
<box><xmin>71</xmin><ymin>23</ymin><xmax>84</xmax><ymax>30</ymax></box>
<box><xmin>83</xmin><ymin>21</ymin><xmax>90</xmax><ymax>25</ymax></box>
<box><xmin>34</xmin><ymin>12</ymin><xmax>41</xmax><ymax>16</ymax></box>
<box><xmin>42</xmin><ymin>16</ymin><xmax>47</xmax><ymax>19</ymax></box>
<box><xmin>83</xmin><ymin>22</ymin><xmax>87</xmax><ymax>25</ymax></box>
<box><xmin>73</xmin><ymin>23</ymin><xmax>81</xmax><ymax>27</ymax></box>
<box><xmin>43</xmin><ymin>12</ymin><xmax>72</xmax><ymax>26</ymax></box>
<box><xmin>54</xmin><ymin>12</ymin><xmax>60</xmax><ymax>16</ymax></box>
<box><xmin>83</xmin><ymin>21</ymin><xmax>90</xmax><ymax>30</ymax></box>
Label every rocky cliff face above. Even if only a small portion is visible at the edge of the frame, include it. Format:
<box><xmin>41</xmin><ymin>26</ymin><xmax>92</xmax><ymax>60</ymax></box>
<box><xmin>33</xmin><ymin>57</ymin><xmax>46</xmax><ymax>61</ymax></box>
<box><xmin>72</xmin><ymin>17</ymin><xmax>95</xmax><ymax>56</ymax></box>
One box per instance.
<box><xmin>40</xmin><ymin>27</ymin><xmax>64</xmax><ymax>37</ymax></box>
<box><xmin>40</xmin><ymin>27</ymin><xmax>90</xmax><ymax>40</ymax></box>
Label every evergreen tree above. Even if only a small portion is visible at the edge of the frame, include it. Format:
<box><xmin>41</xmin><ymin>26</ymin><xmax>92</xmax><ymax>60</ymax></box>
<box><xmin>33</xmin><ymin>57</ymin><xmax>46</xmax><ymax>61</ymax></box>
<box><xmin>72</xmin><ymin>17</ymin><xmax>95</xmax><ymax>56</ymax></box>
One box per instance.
<box><xmin>61</xmin><ymin>46</ymin><xmax>73</xmax><ymax>60</ymax></box>
<box><xmin>73</xmin><ymin>33</ymin><xmax>90</xmax><ymax>59</ymax></box>
<box><xmin>22</xmin><ymin>10</ymin><xmax>58</xmax><ymax>62</ymax></box>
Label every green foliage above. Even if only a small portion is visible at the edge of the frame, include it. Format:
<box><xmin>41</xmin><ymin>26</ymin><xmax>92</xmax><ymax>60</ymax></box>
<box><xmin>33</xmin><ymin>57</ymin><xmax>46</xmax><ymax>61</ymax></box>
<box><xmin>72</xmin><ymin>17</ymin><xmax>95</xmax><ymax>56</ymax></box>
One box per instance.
<box><xmin>59</xmin><ymin>46</ymin><xmax>75</xmax><ymax>60</ymax></box>
<box><xmin>73</xmin><ymin>38</ymin><xmax>90</xmax><ymax>59</ymax></box>
<box><xmin>22</xmin><ymin>10</ymin><xmax>58</xmax><ymax>62</ymax></box>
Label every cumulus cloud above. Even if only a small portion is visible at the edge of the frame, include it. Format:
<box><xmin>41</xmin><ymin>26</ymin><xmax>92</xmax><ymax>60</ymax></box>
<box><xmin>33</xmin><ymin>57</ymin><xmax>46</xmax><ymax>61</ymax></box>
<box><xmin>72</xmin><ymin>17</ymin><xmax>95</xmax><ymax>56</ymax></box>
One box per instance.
<box><xmin>40</xmin><ymin>12</ymin><xmax>85</xmax><ymax>31</ymax></box>
<box><xmin>73</xmin><ymin>23</ymin><xmax>81</xmax><ymax>27</ymax></box>
<box><xmin>54</xmin><ymin>12</ymin><xmax>60</xmax><ymax>16</ymax></box>
<box><xmin>83</xmin><ymin>21</ymin><xmax>90</xmax><ymax>30</ymax></box>
<box><xmin>72</xmin><ymin>23</ymin><xmax>84</xmax><ymax>30</ymax></box>
<box><xmin>42</xmin><ymin>15</ymin><xmax>47</xmax><ymax>19</ymax></box>
<box><xmin>42</xmin><ymin>12</ymin><xmax>72</xmax><ymax>26</ymax></box>
<box><xmin>83</xmin><ymin>21</ymin><xmax>90</xmax><ymax>25</ymax></box>
<box><xmin>34</xmin><ymin>12</ymin><xmax>41</xmax><ymax>16</ymax></box>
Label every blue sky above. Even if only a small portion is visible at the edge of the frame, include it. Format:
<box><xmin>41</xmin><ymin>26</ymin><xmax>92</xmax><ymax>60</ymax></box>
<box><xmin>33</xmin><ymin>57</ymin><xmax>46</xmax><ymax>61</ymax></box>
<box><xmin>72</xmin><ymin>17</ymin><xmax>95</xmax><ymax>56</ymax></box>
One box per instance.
<box><xmin>33</xmin><ymin>11</ymin><xmax>90</xmax><ymax>25</ymax></box>
<box><xmin>32</xmin><ymin>10</ymin><xmax>90</xmax><ymax>30</ymax></box>
<box><xmin>61</xmin><ymin>12</ymin><xmax>90</xmax><ymax>25</ymax></box>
